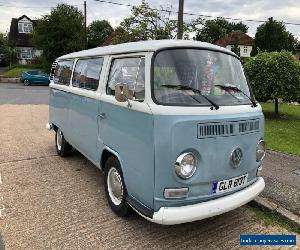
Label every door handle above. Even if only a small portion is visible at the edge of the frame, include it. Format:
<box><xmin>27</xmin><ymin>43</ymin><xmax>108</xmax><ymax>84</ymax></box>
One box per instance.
<box><xmin>98</xmin><ymin>113</ymin><xmax>106</xmax><ymax>119</ymax></box>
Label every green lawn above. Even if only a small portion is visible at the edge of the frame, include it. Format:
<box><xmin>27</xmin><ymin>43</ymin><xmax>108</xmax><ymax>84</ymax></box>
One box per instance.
<box><xmin>3</xmin><ymin>67</ymin><xmax>38</xmax><ymax>77</ymax></box>
<box><xmin>261</xmin><ymin>103</ymin><xmax>300</xmax><ymax>156</ymax></box>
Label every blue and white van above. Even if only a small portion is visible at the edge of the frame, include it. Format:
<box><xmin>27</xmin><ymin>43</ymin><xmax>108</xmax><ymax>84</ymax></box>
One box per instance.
<box><xmin>47</xmin><ymin>40</ymin><xmax>266</xmax><ymax>225</ymax></box>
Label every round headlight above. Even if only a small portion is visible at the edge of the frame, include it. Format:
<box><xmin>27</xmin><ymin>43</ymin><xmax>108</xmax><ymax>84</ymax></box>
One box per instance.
<box><xmin>175</xmin><ymin>152</ymin><xmax>197</xmax><ymax>179</ymax></box>
<box><xmin>256</xmin><ymin>139</ymin><xmax>266</xmax><ymax>162</ymax></box>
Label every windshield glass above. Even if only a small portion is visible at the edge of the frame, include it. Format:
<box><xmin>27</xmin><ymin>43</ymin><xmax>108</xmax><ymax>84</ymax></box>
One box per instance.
<box><xmin>153</xmin><ymin>49</ymin><xmax>252</xmax><ymax>106</ymax></box>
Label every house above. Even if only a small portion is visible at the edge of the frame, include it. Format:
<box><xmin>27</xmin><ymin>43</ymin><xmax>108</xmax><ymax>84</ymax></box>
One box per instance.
<box><xmin>214</xmin><ymin>30</ymin><xmax>255</xmax><ymax>58</ymax></box>
<box><xmin>8</xmin><ymin>15</ymin><xmax>42</xmax><ymax>64</ymax></box>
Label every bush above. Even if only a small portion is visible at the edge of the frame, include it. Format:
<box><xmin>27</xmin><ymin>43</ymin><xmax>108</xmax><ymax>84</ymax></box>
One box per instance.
<box><xmin>244</xmin><ymin>51</ymin><xmax>300</xmax><ymax>113</ymax></box>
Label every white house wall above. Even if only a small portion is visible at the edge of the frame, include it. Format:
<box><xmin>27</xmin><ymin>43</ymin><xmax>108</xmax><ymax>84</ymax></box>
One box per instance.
<box><xmin>226</xmin><ymin>45</ymin><xmax>252</xmax><ymax>57</ymax></box>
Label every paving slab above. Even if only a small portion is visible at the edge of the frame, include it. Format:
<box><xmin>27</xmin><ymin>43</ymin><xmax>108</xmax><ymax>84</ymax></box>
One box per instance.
<box><xmin>0</xmin><ymin>105</ymin><xmax>55</xmax><ymax>164</ymax></box>
<box><xmin>262</xmin><ymin>151</ymin><xmax>300</xmax><ymax>216</ymax></box>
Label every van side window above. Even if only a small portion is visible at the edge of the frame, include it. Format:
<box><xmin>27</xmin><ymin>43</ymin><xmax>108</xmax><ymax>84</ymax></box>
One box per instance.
<box><xmin>54</xmin><ymin>60</ymin><xmax>74</xmax><ymax>85</ymax></box>
<box><xmin>107</xmin><ymin>57</ymin><xmax>145</xmax><ymax>101</ymax></box>
<box><xmin>72</xmin><ymin>57</ymin><xmax>104</xmax><ymax>91</ymax></box>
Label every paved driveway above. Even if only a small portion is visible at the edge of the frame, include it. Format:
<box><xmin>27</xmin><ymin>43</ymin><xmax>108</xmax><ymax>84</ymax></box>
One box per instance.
<box><xmin>0</xmin><ymin>83</ymin><xmax>49</xmax><ymax>105</ymax></box>
<box><xmin>0</xmin><ymin>104</ymin><xmax>298</xmax><ymax>249</ymax></box>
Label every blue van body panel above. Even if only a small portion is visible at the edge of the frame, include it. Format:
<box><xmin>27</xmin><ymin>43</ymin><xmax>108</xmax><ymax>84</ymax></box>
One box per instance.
<box><xmin>99</xmin><ymin>100</ymin><xmax>155</xmax><ymax>209</ymax></box>
<box><xmin>152</xmin><ymin>111</ymin><xmax>264</xmax><ymax>212</ymax></box>
<box><xmin>49</xmin><ymin>88</ymin><xmax>71</xmax><ymax>139</ymax></box>
<box><xmin>49</xmin><ymin>87</ymin><xmax>264</xmax><ymax>213</ymax></box>
<box><xmin>68</xmin><ymin>92</ymin><xmax>100</xmax><ymax>163</ymax></box>
<box><xmin>49</xmin><ymin>86</ymin><xmax>264</xmax><ymax>213</ymax></box>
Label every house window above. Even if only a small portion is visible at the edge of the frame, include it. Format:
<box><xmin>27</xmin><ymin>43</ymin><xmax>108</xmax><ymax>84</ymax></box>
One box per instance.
<box><xmin>20</xmin><ymin>48</ymin><xmax>33</xmax><ymax>59</ymax></box>
<box><xmin>243</xmin><ymin>46</ymin><xmax>248</xmax><ymax>53</ymax></box>
<box><xmin>18</xmin><ymin>22</ymin><xmax>33</xmax><ymax>33</ymax></box>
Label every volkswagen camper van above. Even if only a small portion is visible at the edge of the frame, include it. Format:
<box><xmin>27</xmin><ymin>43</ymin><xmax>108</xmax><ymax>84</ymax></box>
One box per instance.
<box><xmin>47</xmin><ymin>40</ymin><xmax>266</xmax><ymax>225</ymax></box>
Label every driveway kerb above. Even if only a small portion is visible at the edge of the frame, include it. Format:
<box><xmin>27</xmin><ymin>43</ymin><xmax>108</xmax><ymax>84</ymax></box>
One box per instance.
<box><xmin>249</xmin><ymin>196</ymin><xmax>300</xmax><ymax>230</ymax></box>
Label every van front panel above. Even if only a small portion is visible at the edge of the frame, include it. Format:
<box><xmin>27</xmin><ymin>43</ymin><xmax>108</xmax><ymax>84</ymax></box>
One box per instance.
<box><xmin>153</xmin><ymin>110</ymin><xmax>264</xmax><ymax>212</ymax></box>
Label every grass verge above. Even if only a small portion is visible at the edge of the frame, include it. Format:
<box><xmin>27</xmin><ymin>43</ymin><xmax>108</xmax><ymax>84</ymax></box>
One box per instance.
<box><xmin>261</xmin><ymin>103</ymin><xmax>300</xmax><ymax>157</ymax></box>
<box><xmin>3</xmin><ymin>67</ymin><xmax>38</xmax><ymax>77</ymax></box>
<box><xmin>3</xmin><ymin>64</ymin><xmax>44</xmax><ymax>78</ymax></box>
<box><xmin>249</xmin><ymin>206</ymin><xmax>300</xmax><ymax>234</ymax></box>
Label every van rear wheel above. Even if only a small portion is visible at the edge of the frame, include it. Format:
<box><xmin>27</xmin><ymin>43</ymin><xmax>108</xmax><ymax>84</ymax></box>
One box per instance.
<box><xmin>55</xmin><ymin>128</ymin><xmax>72</xmax><ymax>157</ymax></box>
<box><xmin>104</xmin><ymin>156</ymin><xmax>130</xmax><ymax>217</ymax></box>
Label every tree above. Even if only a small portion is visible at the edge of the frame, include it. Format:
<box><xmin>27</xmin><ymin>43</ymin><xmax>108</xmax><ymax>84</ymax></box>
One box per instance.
<box><xmin>194</xmin><ymin>17</ymin><xmax>248</xmax><ymax>43</ymax></box>
<box><xmin>244</xmin><ymin>51</ymin><xmax>300</xmax><ymax>114</ymax></box>
<box><xmin>0</xmin><ymin>33</ymin><xmax>17</xmax><ymax>67</ymax></box>
<box><xmin>255</xmin><ymin>17</ymin><xmax>297</xmax><ymax>52</ymax></box>
<box><xmin>33</xmin><ymin>4</ymin><xmax>85</xmax><ymax>69</ymax></box>
<box><xmin>111</xmin><ymin>0</ymin><xmax>200</xmax><ymax>44</ymax></box>
<box><xmin>231</xmin><ymin>36</ymin><xmax>240</xmax><ymax>56</ymax></box>
<box><xmin>87</xmin><ymin>20</ymin><xmax>113</xmax><ymax>48</ymax></box>
<box><xmin>0</xmin><ymin>33</ymin><xmax>6</xmax><ymax>57</ymax></box>
<box><xmin>110</xmin><ymin>27</ymin><xmax>135</xmax><ymax>45</ymax></box>
<box><xmin>0</xmin><ymin>33</ymin><xmax>7</xmax><ymax>65</ymax></box>
<box><xmin>250</xmin><ymin>45</ymin><xmax>258</xmax><ymax>57</ymax></box>
<box><xmin>0</xmin><ymin>33</ymin><xmax>5</xmax><ymax>47</ymax></box>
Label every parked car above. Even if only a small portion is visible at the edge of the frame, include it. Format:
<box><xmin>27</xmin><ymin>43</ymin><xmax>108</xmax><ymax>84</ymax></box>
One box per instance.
<box><xmin>20</xmin><ymin>70</ymin><xmax>50</xmax><ymax>85</ymax></box>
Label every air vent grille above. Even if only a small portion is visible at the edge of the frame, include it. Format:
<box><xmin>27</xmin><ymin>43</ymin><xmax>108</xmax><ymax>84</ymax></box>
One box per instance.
<box><xmin>198</xmin><ymin>124</ymin><xmax>234</xmax><ymax>137</ymax></box>
<box><xmin>197</xmin><ymin>119</ymin><xmax>260</xmax><ymax>139</ymax></box>
<box><xmin>49</xmin><ymin>61</ymin><xmax>57</xmax><ymax>81</ymax></box>
<box><xmin>239</xmin><ymin>120</ymin><xmax>259</xmax><ymax>133</ymax></box>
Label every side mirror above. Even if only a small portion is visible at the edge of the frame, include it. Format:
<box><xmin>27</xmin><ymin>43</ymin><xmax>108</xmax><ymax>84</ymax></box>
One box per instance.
<box><xmin>115</xmin><ymin>84</ymin><xmax>132</xmax><ymax>107</ymax></box>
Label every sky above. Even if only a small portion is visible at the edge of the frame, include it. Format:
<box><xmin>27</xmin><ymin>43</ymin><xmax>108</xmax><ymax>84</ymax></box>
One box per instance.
<box><xmin>0</xmin><ymin>0</ymin><xmax>300</xmax><ymax>40</ymax></box>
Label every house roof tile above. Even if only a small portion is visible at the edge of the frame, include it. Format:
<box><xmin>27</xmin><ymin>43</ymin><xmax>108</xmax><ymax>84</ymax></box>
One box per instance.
<box><xmin>214</xmin><ymin>30</ymin><xmax>254</xmax><ymax>47</ymax></box>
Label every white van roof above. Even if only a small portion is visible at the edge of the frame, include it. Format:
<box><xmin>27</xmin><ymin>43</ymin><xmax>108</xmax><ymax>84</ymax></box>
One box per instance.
<box><xmin>58</xmin><ymin>39</ymin><xmax>237</xmax><ymax>60</ymax></box>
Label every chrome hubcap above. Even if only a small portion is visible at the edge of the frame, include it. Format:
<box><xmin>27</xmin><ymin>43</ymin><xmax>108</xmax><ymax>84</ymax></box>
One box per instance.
<box><xmin>107</xmin><ymin>167</ymin><xmax>123</xmax><ymax>206</ymax></box>
<box><xmin>56</xmin><ymin>130</ymin><xmax>63</xmax><ymax>151</ymax></box>
<box><xmin>24</xmin><ymin>80</ymin><xmax>29</xmax><ymax>85</ymax></box>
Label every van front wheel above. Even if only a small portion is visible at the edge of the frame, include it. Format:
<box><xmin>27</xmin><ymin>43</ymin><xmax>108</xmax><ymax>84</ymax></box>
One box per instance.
<box><xmin>55</xmin><ymin>128</ymin><xmax>72</xmax><ymax>157</ymax></box>
<box><xmin>104</xmin><ymin>156</ymin><xmax>130</xmax><ymax>217</ymax></box>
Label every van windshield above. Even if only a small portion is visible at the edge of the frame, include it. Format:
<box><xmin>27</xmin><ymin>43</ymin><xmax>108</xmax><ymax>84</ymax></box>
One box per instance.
<box><xmin>152</xmin><ymin>49</ymin><xmax>252</xmax><ymax>106</ymax></box>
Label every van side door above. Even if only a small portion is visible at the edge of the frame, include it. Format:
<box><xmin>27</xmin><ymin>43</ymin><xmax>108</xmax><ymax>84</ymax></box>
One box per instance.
<box><xmin>68</xmin><ymin>57</ymin><xmax>104</xmax><ymax>164</ymax></box>
<box><xmin>99</xmin><ymin>54</ymin><xmax>155</xmax><ymax>210</ymax></box>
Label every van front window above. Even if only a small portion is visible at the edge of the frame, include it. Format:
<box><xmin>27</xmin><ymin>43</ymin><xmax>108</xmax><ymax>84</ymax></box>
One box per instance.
<box><xmin>153</xmin><ymin>49</ymin><xmax>252</xmax><ymax>106</ymax></box>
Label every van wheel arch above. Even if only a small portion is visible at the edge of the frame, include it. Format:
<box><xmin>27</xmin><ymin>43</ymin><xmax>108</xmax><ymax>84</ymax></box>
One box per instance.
<box><xmin>101</xmin><ymin>149</ymin><xmax>117</xmax><ymax>171</ymax></box>
<box><xmin>103</xmin><ymin>155</ymin><xmax>131</xmax><ymax>217</ymax></box>
<box><xmin>100</xmin><ymin>148</ymin><xmax>123</xmax><ymax>172</ymax></box>
<box><xmin>52</xmin><ymin>124</ymin><xmax>58</xmax><ymax>132</ymax></box>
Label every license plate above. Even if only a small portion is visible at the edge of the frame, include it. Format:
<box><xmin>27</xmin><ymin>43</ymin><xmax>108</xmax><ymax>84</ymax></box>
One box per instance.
<box><xmin>212</xmin><ymin>174</ymin><xmax>248</xmax><ymax>194</ymax></box>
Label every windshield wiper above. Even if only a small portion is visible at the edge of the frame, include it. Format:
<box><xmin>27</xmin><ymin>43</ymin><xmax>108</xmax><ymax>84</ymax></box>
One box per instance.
<box><xmin>214</xmin><ymin>84</ymin><xmax>257</xmax><ymax>107</ymax></box>
<box><xmin>161</xmin><ymin>84</ymin><xmax>219</xmax><ymax>110</ymax></box>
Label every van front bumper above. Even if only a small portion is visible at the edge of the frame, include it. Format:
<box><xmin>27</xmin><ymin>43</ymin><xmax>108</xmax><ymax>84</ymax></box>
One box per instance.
<box><xmin>150</xmin><ymin>177</ymin><xmax>265</xmax><ymax>225</ymax></box>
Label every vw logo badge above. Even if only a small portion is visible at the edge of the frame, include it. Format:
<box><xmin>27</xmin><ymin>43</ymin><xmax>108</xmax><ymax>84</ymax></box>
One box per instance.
<box><xmin>230</xmin><ymin>147</ymin><xmax>243</xmax><ymax>168</ymax></box>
